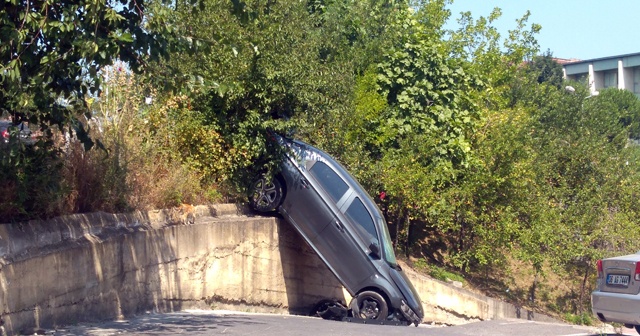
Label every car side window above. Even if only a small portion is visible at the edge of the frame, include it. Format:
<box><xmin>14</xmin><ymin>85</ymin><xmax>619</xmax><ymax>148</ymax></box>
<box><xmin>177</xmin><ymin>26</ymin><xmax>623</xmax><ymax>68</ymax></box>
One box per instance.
<box><xmin>309</xmin><ymin>161</ymin><xmax>349</xmax><ymax>202</ymax></box>
<box><xmin>345</xmin><ymin>197</ymin><xmax>378</xmax><ymax>243</ymax></box>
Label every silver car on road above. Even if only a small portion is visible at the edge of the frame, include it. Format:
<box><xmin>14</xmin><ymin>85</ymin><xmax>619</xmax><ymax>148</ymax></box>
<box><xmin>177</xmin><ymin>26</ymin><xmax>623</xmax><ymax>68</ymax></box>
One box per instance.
<box><xmin>592</xmin><ymin>252</ymin><xmax>640</xmax><ymax>334</ymax></box>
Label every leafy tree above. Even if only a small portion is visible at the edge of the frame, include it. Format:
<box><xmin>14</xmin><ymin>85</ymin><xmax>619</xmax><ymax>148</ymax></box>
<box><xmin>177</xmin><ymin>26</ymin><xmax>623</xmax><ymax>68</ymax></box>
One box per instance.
<box><xmin>0</xmin><ymin>0</ymin><xmax>168</xmax><ymax>220</ymax></box>
<box><xmin>376</xmin><ymin>5</ymin><xmax>480</xmax><ymax>167</ymax></box>
<box><xmin>146</xmin><ymin>0</ymin><xmax>330</xmax><ymax>188</ymax></box>
<box><xmin>144</xmin><ymin>0</ymin><xmax>405</xmax><ymax>193</ymax></box>
<box><xmin>379</xmin><ymin>4</ymin><xmax>548</xmax><ymax>269</ymax></box>
<box><xmin>527</xmin><ymin>50</ymin><xmax>564</xmax><ymax>87</ymax></box>
<box><xmin>351</xmin><ymin>4</ymin><xmax>485</xmax><ymax>258</ymax></box>
<box><xmin>595</xmin><ymin>88</ymin><xmax>640</xmax><ymax>139</ymax></box>
<box><xmin>412</xmin><ymin>0</ymin><xmax>452</xmax><ymax>41</ymax></box>
<box><xmin>448</xmin><ymin>8</ymin><xmax>540</xmax><ymax>109</ymax></box>
<box><xmin>497</xmin><ymin>81</ymin><xmax>640</xmax><ymax>313</ymax></box>
<box><xmin>1</xmin><ymin>0</ymin><xmax>167</xmax><ymax>144</ymax></box>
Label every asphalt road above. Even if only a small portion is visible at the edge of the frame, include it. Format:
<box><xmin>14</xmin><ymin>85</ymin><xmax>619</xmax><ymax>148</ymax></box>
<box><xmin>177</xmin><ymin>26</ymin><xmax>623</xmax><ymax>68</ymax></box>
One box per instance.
<box><xmin>47</xmin><ymin>310</ymin><xmax>632</xmax><ymax>336</ymax></box>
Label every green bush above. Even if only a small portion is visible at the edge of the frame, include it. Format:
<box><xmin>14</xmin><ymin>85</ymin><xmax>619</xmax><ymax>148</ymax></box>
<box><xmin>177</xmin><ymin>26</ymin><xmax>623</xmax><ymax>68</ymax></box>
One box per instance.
<box><xmin>423</xmin><ymin>263</ymin><xmax>466</xmax><ymax>284</ymax></box>
<box><xmin>563</xmin><ymin>312</ymin><xmax>593</xmax><ymax>326</ymax></box>
<box><xmin>0</xmin><ymin>138</ymin><xmax>67</xmax><ymax>222</ymax></box>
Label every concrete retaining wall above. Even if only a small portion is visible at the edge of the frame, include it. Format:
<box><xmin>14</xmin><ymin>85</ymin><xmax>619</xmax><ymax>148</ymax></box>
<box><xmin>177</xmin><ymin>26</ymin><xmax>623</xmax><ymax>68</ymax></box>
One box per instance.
<box><xmin>0</xmin><ymin>204</ymin><xmax>553</xmax><ymax>335</ymax></box>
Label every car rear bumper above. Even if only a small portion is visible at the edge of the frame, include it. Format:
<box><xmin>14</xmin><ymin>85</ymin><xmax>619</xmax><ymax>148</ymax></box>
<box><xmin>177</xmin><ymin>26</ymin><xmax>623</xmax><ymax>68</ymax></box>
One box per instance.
<box><xmin>592</xmin><ymin>290</ymin><xmax>640</xmax><ymax>325</ymax></box>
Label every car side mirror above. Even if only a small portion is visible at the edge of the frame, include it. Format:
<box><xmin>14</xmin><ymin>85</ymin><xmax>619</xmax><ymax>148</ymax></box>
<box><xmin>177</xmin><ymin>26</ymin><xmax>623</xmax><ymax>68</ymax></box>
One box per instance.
<box><xmin>369</xmin><ymin>242</ymin><xmax>381</xmax><ymax>259</ymax></box>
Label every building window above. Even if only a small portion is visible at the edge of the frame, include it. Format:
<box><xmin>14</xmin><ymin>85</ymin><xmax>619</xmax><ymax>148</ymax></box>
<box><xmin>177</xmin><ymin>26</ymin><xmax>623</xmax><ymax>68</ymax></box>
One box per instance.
<box><xmin>568</xmin><ymin>73</ymin><xmax>587</xmax><ymax>83</ymax></box>
<box><xmin>604</xmin><ymin>70</ymin><xmax>617</xmax><ymax>88</ymax></box>
<box><xmin>634</xmin><ymin>68</ymin><xmax>640</xmax><ymax>97</ymax></box>
<box><xmin>573</xmin><ymin>73</ymin><xmax>588</xmax><ymax>83</ymax></box>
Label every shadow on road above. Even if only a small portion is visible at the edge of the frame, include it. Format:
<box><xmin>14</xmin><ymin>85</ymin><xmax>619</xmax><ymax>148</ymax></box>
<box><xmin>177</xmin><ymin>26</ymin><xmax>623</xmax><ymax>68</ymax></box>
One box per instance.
<box><xmin>46</xmin><ymin>311</ymin><xmax>636</xmax><ymax>336</ymax></box>
<box><xmin>52</xmin><ymin>311</ymin><xmax>265</xmax><ymax>335</ymax></box>
<box><xmin>276</xmin><ymin>216</ymin><xmax>347</xmax><ymax>316</ymax></box>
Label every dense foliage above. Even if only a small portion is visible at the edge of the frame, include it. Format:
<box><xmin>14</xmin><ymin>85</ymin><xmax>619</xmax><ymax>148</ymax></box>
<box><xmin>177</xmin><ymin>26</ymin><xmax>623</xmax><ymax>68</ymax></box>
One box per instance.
<box><xmin>3</xmin><ymin>0</ymin><xmax>640</xmax><ymax>318</ymax></box>
<box><xmin>0</xmin><ymin>0</ymin><xmax>172</xmax><ymax>219</ymax></box>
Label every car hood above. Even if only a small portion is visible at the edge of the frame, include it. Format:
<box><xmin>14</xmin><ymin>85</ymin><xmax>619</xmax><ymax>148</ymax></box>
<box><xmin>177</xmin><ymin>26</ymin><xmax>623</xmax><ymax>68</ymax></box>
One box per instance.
<box><xmin>389</xmin><ymin>267</ymin><xmax>424</xmax><ymax>319</ymax></box>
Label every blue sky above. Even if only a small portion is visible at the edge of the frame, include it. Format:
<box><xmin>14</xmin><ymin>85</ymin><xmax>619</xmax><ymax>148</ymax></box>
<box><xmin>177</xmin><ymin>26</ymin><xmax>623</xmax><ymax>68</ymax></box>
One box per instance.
<box><xmin>444</xmin><ymin>0</ymin><xmax>639</xmax><ymax>61</ymax></box>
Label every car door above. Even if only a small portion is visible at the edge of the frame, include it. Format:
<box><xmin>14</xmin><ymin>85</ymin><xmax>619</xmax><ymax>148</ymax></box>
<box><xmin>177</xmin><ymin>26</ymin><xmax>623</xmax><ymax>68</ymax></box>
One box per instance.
<box><xmin>307</xmin><ymin>161</ymin><xmax>376</xmax><ymax>293</ymax></box>
<box><xmin>282</xmin><ymin>143</ymin><xmax>340</xmax><ymax>243</ymax></box>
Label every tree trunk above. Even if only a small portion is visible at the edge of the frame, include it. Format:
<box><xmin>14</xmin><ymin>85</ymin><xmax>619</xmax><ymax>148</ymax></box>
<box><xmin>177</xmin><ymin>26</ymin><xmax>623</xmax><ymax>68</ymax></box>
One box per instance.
<box><xmin>578</xmin><ymin>266</ymin><xmax>590</xmax><ymax>315</ymax></box>
<box><xmin>395</xmin><ymin>209</ymin><xmax>403</xmax><ymax>252</ymax></box>
<box><xmin>404</xmin><ymin>213</ymin><xmax>411</xmax><ymax>258</ymax></box>
<box><xmin>529</xmin><ymin>271</ymin><xmax>538</xmax><ymax>307</ymax></box>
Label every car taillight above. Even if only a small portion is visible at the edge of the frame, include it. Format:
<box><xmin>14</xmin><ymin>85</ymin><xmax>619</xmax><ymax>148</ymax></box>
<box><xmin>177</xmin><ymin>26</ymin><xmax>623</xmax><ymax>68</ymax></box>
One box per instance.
<box><xmin>597</xmin><ymin>259</ymin><xmax>603</xmax><ymax>279</ymax></box>
<box><xmin>635</xmin><ymin>262</ymin><xmax>640</xmax><ymax>281</ymax></box>
<box><xmin>1</xmin><ymin>130</ymin><xmax>8</xmax><ymax>139</ymax></box>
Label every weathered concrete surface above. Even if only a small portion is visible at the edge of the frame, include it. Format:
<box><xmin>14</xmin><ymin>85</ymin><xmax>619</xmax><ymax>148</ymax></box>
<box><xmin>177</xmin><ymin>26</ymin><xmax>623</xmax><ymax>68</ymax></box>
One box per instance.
<box><xmin>402</xmin><ymin>266</ymin><xmax>557</xmax><ymax>325</ymax></box>
<box><xmin>0</xmin><ymin>204</ymin><xmax>554</xmax><ymax>335</ymax></box>
<box><xmin>0</xmin><ymin>205</ymin><xmax>348</xmax><ymax>335</ymax></box>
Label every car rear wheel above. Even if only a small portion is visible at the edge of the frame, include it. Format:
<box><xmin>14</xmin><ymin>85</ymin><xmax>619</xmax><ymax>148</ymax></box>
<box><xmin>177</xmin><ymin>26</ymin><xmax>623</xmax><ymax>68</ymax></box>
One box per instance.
<box><xmin>249</xmin><ymin>176</ymin><xmax>284</xmax><ymax>212</ymax></box>
<box><xmin>350</xmin><ymin>290</ymin><xmax>388</xmax><ymax>320</ymax></box>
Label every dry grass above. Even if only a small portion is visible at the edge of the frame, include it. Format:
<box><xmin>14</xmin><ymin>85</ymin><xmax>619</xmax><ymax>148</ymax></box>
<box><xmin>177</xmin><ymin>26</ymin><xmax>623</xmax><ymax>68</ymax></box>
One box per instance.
<box><xmin>55</xmin><ymin>64</ymin><xmax>229</xmax><ymax>216</ymax></box>
<box><xmin>408</xmin><ymin>252</ymin><xmax>597</xmax><ymax>323</ymax></box>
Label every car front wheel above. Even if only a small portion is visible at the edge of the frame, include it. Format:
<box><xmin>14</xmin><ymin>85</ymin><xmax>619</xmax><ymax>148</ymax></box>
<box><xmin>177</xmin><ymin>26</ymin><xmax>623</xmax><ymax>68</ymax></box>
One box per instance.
<box><xmin>350</xmin><ymin>290</ymin><xmax>388</xmax><ymax>320</ymax></box>
<box><xmin>248</xmin><ymin>176</ymin><xmax>284</xmax><ymax>213</ymax></box>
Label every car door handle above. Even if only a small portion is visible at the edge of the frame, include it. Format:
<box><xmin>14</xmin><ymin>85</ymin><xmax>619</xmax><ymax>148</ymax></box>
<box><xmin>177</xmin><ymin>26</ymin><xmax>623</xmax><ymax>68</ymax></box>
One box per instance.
<box><xmin>300</xmin><ymin>178</ymin><xmax>310</xmax><ymax>189</ymax></box>
<box><xmin>335</xmin><ymin>221</ymin><xmax>345</xmax><ymax>233</ymax></box>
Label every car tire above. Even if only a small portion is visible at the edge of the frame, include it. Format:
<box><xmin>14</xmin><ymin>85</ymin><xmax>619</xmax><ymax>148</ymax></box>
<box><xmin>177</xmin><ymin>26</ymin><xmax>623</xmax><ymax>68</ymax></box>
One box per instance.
<box><xmin>350</xmin><ymin>290</ymin><xmax>388</xmax><ymax>320</ymax></box>
<box><xmin>635</xmin><ymin>325</ymin><xmax>640</xmax><ymax>334</ymax></box>
<box><xmin>248</xmin><ymin>175</ymin><xmax>284</xmax><ymax>213</ymax></box>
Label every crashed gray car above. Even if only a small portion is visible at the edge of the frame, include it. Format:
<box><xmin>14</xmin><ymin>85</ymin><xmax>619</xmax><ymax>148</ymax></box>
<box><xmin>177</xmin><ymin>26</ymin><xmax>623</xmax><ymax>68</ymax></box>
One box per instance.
<box><xmin>248</xmin><ymin>133</ymin><xmax>424</xmax><ymax>326</ymax></box>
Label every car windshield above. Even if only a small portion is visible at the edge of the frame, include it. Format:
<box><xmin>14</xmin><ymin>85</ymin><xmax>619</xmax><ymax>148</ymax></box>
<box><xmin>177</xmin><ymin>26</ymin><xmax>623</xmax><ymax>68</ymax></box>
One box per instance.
<box><xmin>376</xmin><ymin>215</ymin><xmax>398</xmax><ymax>267</ymax></box>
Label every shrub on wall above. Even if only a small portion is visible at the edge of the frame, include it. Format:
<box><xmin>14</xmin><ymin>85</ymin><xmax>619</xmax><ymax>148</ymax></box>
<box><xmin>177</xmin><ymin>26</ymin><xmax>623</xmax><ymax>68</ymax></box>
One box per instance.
<box><xmin>59</xmin><ymin>65</ymin><xmax>227</xmax><ymax>215</ymax></box>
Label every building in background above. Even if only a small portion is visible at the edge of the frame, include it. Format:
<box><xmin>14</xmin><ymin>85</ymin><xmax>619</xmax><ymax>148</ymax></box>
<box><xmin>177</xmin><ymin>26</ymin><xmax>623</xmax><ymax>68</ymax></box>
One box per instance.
<box><xmin>562</xmin><ymin>52</ymin><xmax>640</xmax><ymax>98</ymax></box>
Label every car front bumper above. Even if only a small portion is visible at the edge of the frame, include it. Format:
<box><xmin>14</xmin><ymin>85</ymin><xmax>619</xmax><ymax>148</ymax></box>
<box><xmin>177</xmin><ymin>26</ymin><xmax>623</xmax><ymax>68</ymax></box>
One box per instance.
<box><xmin>592</xmin><ymin>290</ymin><xmax>640</xmax><ymax>325</ymax></box>
<box><xmin>400</xmin><ymin>300</ymin><xmax>422</xmax><ymax>326</ymax></box>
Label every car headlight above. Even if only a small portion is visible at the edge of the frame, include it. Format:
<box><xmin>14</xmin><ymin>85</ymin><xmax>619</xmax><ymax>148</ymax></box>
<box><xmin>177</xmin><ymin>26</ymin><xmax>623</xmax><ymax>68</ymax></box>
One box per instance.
<box><xmin>400</xmin><ymin>300</ymin><xmax>421</xmax><ymax>326</ymax></box>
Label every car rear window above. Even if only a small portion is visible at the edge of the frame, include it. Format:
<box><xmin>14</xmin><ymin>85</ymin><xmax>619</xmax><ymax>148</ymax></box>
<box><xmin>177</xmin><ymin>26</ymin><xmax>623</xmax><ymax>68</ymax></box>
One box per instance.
<box><xmin>345</xmin><ymin>197</ymin><xmax>378</xmax><ymax>243</ymax></box>
<box><xmin>309</xmin><ymin>161</ymin><xmax>349</xmax><ymax>202</ymax></box>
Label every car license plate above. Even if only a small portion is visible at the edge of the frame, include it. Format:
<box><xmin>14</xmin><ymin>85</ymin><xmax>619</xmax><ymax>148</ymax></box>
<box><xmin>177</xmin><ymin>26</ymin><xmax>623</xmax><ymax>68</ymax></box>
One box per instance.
<box><xmin>607</xmin><ymin>274</ymin><xmax>630</xmax><ymax>286</ymax></box>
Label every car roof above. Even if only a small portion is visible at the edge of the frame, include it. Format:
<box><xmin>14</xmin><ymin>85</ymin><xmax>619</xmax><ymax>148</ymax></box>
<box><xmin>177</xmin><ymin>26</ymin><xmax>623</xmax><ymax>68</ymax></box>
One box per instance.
<box><xmin>287</xmin><ymin>137</ymin><xmax>385</xmax><ymax>220</ymax></box>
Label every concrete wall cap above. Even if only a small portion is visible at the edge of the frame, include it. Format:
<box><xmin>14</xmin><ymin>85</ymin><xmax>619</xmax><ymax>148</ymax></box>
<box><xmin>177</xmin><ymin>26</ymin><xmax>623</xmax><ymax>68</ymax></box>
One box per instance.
<box><xmin>0</xmin><ymin>204</ymin><xmax>250</xmax><ymax>261</ymax></box>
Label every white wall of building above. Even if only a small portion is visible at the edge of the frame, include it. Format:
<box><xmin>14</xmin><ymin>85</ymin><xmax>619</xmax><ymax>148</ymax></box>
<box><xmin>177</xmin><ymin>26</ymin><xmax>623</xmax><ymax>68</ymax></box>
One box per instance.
<box><xmin>562</xmin><ymin>52</ymin><xmax>640</xmax><ymax>98</ymax></box>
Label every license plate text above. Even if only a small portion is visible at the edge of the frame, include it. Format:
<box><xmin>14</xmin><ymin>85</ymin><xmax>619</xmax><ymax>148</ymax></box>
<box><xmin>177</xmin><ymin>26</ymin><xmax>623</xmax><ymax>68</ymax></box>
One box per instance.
<box><xmin>607</xmin><ymin>274</ymin><xmax>630</xmax><ymax>286</ymax></box>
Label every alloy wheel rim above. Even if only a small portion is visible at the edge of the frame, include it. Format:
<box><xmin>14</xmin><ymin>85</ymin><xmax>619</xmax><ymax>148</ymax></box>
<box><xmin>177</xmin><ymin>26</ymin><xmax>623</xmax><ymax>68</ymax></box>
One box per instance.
<box><xmin>360</xmin><ymin>298</ymin><xmax>380</xmax><ymax>319</ymax></box>
<box><xmin>253</xmin><ymin>179</ymin><xmax>277</xmax><ymax>208</ymax></box>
